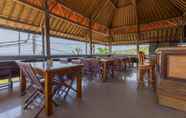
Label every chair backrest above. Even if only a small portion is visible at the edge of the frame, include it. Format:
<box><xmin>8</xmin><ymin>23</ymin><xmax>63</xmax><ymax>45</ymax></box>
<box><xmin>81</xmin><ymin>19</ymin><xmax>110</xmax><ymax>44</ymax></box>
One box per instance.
<box><xmin>81</xmin><ymin>58</ymin><xmax>100</xmax><ymax>73</ymax></box>
<box><xmin>138</xmin><ymin>51</ymin><xmax>145</xmax><ymax>64</ymax></box>
<box><xmin>17</xmin><ymin>62</ymin><xmax>43</xmax><ymax>90</ymax></box>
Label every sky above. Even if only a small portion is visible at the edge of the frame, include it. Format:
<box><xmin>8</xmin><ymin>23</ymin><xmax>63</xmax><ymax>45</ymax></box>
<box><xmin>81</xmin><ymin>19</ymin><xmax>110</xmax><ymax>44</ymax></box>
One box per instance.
<box><xmin>0</xmin><ymin>28</ymin><xmax>147</xmax><ymax>55</ymax></box>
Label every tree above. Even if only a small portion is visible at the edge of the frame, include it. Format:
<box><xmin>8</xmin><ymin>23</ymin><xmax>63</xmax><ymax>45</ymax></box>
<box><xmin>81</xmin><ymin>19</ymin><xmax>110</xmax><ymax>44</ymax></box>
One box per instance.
<box><xmin>97</xmin><ymin>47</ymin><xmax>109</xmax><ymax>55</ymax></box>
<box><xmin>72</xmin><ymin>47</ymin><xmax>82</xmax><ymax>55</ymax></box>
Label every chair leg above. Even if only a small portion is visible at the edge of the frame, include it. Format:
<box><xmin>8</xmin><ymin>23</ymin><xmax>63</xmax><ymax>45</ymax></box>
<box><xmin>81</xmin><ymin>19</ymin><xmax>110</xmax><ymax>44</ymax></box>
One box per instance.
<box><xmin>24</xmin><ymin>92</ymin><xmax>39</xmax><ymax>109</ymax></box>
<box><xmin>34</xmin><ymin>104</ymin><xmax>44</xmax><ymax>118</ymax></box>
<box><xmin>8</xmin><ymin>75</ymin><xmax>13</xmax><ymax>90</ymax></box>
<box><xmin>24</xmin><ymin>90</ymin><xmax>37</xmax><ymax>104</ymax></box>
<box><xmin>63</xmin><ymin>80</ymin><xmax>74</xmax><ymax>98</ymax></box>
<box><xmin>64</xmin><ymin>80</ymin><xmax>77</xmax><ymax>92</ymax></box>
<box><xmin>138</xmin><ymin>68</ymin><xmax>145</xmax><ymax>88</ymax></box>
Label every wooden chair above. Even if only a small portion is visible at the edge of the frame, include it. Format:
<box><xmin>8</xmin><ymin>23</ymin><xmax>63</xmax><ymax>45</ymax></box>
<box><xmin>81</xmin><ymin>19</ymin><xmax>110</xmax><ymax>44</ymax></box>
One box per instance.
<box><xmin>110</xmin><ymin>57</ymin><xmax>123</xmax><ymax>78</ymax></box>
<box><xmin>0</xmin><ymin>61</ymin><xmax>19</xmax><ymax>90</ymax></box>
<box><xmin>17</xmin><ymin>62</ymin><xmax>74</xmax><ymax>118</ymax></box>
<box><xmin>137</xmin><ymin>51</ymin><xmax>156</xmax><ymax>90</ymax></box>
<box><xmin>81</xmin><ymin>59</ymin><xmax>101</xmax><ymax>80</ymax></box>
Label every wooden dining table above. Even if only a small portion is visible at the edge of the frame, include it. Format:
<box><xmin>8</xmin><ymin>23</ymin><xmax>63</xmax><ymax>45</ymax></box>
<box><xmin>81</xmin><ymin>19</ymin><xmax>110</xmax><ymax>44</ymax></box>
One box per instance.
<box><xmin>20</xmin><ymin>61</ymin><xmax>83</xmax><ymax>116</ymax></box>
<box><xmin>99</xmin><ymin>58</ymin><xmax>115</xmax><ymax>81</ymax></box>
<box><xmin>99</xmin><ymin>57</ymin><xmax>132</xmax><ymax>81</ymax></box>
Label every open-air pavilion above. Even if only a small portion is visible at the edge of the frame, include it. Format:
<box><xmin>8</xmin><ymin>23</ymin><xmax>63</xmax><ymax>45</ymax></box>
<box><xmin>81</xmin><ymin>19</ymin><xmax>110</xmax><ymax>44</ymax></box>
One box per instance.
<box><xmin>0</xmin><ymin>0</ymin><xmax>186</xmax><ymax>118</ymax></box>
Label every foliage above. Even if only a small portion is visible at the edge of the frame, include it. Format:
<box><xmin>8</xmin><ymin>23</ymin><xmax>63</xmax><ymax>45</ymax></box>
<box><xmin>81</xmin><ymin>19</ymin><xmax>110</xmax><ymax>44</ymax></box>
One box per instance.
<box><xmin>112</xmin><ymin>47</ymin><xmax>149</xmax><ymax>55</ymax></box>
<box><xmin>97</xmin><ymin>47</ymin><xmax>109</xmax><ymax>55</ymax></box>
<box><xmin>72</xmin><ymin>47</ymin><xmax>82</xmax><ymax>55</ymax></box>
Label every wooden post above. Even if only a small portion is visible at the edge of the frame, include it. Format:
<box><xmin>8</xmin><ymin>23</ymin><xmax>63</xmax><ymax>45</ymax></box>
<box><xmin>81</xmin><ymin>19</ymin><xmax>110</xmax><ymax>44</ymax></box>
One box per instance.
<box><xmin>89</xmin><ymin>21</ymin><xmax>93</xmax><ymax>55</ymax></box>
<box><xmin>44</xmin><ymin>71</ymin><xmax>53</xmax><ymax>115</ymax></box>
<box><xmin>93</xmin><ymin>44</ymin><xmax>95</xmax><ymax>54</ymax></box>
<box><xmin>85</xmin><ymin>42</ymin><xmax>88</xmax><ymax>55</ymax></box>
<box><xmin>180</xmin><ymin>14</ymin><xmax>186</xmax><ymax>43</ymax></box>
<box><xmin>32</xmin><ymin>34</ymin><xmax>36</xmax><ymax>55</ymax></box>
<box><xmin>43</xmin><ymin>0</ymin><xmax>51</xmax><ymax>60</ymax></box>
<box><xmin>18</xmin><ymin>31</ymin><xmax>21</xmax><ymax>56</ymax></box>
<box><xmin>41</xmin><ymin>27</ymin><xmax>45</xmax><ymax>57</ymax></box>
<box><xmin>135</xmin><ymin>1</ymin><xmax>140</xmax><ymax>55</ymax></box>
<box><xmin>108</xmin><ymin>37</ymin><xmax>112</xmax><ymax>55</ymax></box>
<box><xmin>136</xmin><ymin>40</ymin><xmax>139</xmax><ymax>54</ymax></box>
<box><xmin>43</xmin><ymin>1</ymin><xmax>52</xmax><ymax>115</ymax></box>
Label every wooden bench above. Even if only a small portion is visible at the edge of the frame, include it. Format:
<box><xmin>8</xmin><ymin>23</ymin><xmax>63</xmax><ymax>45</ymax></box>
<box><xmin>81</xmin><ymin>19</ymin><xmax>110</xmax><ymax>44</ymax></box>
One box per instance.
<box><xmin>0</xmin><ymin>61</ymin><xmax>19</xmax><ymax>89</ymax></box>
<box><xmin>158</xmin><ymin>80</ymin><xmax>186</xmax><ymax>111</ymax></box>
<box><xmin>156</xmin><ymin>47</ymin><xmax>186</xmax><ymax>112</ymax></box>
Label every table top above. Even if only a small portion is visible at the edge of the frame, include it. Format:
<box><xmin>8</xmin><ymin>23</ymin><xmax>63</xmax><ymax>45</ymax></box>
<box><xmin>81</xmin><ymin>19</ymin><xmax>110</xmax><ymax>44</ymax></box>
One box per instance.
<box><xmin>30</xmin><ymin>61</ymin><xmax>83</xmax><ymax>71</ymax></box>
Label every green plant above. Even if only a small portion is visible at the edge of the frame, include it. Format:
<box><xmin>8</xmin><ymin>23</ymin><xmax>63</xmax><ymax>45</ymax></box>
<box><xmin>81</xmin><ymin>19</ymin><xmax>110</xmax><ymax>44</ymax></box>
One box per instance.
<box><xmin>97</xmin><ymin>47</ymin><xmax>109</xmax><ymax>55</ymax></box>
<box><xmin>72</xmin><ymin>47</ymin><xmax>82</xmax><ymax>55</ymax></box>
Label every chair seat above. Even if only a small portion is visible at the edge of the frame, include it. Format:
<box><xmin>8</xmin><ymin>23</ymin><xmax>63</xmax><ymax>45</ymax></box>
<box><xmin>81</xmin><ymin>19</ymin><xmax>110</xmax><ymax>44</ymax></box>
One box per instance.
<box><xmin>138</xmin><ymin>63</ymin><xmax>153</xmax><ymax>69</ymax></box>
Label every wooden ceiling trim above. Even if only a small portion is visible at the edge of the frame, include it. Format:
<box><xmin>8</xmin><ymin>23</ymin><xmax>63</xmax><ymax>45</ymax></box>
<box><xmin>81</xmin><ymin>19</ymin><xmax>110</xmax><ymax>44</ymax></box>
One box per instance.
<box><xmin>51</xmin><ymin>29</ymin><xmax>84</xmax><ymax>39</ymax></box>
<box><xmin>109</xmin><ymin>0</ymin><xmax>117</xmax><ymax>8</ymax></box>
<box><xmin>169</xmin><ymin>0</ymin><xmax>186</xmax><ymax>12</ymax></box>
<box><xmin>111</xmin><ymin>17</ymin><xmax>183</xmax><ymax>35</ymax></box>
<box><xmin>7</xmin><ymin>1</ymin><xmax>16</xmax><ymax>19</ymax></box>
<box><xmin>55</xmin><ymin>19</ymin><xmax>62</xmax><ymax>31</ymax></box>
<box><xmin>70</xmin><ymin>26</ymin><xmax>78</xmax><ymax>35</ymax></box>
<box><xmin>0</xmin><ymin>0</ymin><xmax>6</xmax><ymax>15</ymax></box>
<box><xmin>59</xmin><ymin>20</ymin><xmax>69</xmax><ymax>33</ymax></box>
<box><xmin>0</xmin><ymin>17</ymin><xmax>40</xmax><ymax>32</ymax></box>
<box><xmin>25</xmin><ymin>8</ymin><xmax>34</xmax><ymax>23</ymax></box>
<box><xmin>53</xmin><ymin>18</ymin><xmax>60</xmax><ymax>30</ymax></box>
<box><xmin>0</xmin><ymin>15</ymin><xmax>40</xmax><ymax>28</ymax></box>
<box><xmin>91</xmin><ymin>0</ymin><xmax>107</xmax><ymax>20</ymax></box>
<box><xmin>14</xmin><ymin>0</ymin><xmax>109</xmax><ymax>36</ymax></box>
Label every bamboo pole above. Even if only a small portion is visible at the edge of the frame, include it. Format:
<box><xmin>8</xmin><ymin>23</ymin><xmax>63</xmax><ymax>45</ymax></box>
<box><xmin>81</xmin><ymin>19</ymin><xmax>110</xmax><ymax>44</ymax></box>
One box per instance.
<box><xmin>43</xmin><ymin>0</ymin><xmax>51</xmax><ymax>60</ymax></box>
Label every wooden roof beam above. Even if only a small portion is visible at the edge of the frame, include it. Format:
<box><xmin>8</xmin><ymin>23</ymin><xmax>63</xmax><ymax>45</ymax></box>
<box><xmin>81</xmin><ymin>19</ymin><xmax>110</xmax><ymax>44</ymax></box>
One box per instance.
<box><xmin>14</xmin><ymin>0</ymin><xmax>108</xmax><ymax>36</ymax></box>
<box><xmin>109</xmin><ymin>0</ymin><xmax>117</xmax><ymax>8</ymax></box>
<box><xmin>91</xmin><ymin>0</ymin><xmax>109</xmax><ymax>20</ymax></box>
<box><xmin>0</xmin><ymin>15</ymin><xmax>40</xmax><ymax>27</ymax></box>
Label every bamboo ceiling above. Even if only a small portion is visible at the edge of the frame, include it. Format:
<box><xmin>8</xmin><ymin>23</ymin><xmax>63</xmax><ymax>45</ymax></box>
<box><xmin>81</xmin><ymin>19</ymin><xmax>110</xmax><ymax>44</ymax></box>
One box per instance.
<box><xmin>0</xmin><ymin>0</ymin><xmax>186</xmax><ymax>45</ymax></box>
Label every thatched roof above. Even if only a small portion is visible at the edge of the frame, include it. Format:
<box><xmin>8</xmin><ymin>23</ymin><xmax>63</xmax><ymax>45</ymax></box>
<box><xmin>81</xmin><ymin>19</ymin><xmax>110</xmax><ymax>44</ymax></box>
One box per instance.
<box><xmin>0</xmin><ymin>0</ymin><xmax>186</xmax><ymax>45</ymax></box>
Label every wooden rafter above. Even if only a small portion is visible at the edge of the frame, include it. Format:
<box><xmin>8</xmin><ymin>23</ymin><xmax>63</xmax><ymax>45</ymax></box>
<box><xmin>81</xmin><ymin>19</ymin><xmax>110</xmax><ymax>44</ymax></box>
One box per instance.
<box><xmin>0</xmin><ymin>15</ymin><xmax>40</xmax><ymax>27</ymax></box>
<box><xmin>14</xmin><ymin>0</ymin><xmax>109</xmax><ymax>36</ymax></box>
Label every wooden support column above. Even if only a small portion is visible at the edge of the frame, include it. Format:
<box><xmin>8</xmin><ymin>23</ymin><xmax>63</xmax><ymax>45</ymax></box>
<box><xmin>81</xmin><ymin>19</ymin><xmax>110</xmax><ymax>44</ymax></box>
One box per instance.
<box><xmin>135</xmin><ymin>0</ymin><xmax>140</xmax><ymax>54</ymax></box>
<box><xmin>43</xmin><ymin>0</ymin><xmax>51</xmax><ymax>60</ymax></box>
<box><xmin>32</xmin><ymin>34</ymin><xmax>36</xmax><ymax>55</ymax></box>
<box><xmin>85</xmin><ymin>42</ymin><xmax>88</xmax><ymax>55</ymax></box>
<box><xmin>108</xmin><ymin>36</ymin><xmax>112</xmax><ymax>55</ymax></box>
<box><xmin>180</xmin><ymin>13</ymin><xmax>186</xmax><ymax>43</ymax></box>
<box><xmin>43</xmin><ymin>1</ymin><xmax>53</xmax><ymax>116</ymax></box>
<box><xmin>93</xmin><ymin>44</ymin><xmax>95</xmax><ymax>54</ymax></box>
<box><xmin>89</xmin><ymin>21</ymin><xmax>93</xmax><ymax>55</ymax></box>
<box><xmin>136</xmin><ymin>38</ymin><xmax>139</xmax><ymax>54</ymax></box>
<box><xmin>18</xmin><ymin>31</ymin><xmax>21</xmax><ymax>56</ymax></box>
<box><xmin>41</xmin><ymin>27</ymin><xmax>45</xmax><ymax>57</ymax></box>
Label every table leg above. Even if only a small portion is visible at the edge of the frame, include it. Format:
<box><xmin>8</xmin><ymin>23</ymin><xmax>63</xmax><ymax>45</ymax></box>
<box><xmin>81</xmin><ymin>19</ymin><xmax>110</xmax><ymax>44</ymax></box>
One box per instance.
<box><xmin>103</xmin><ymin>62</ymin><xmax>107</xmax><ymax>81</ymax></box>
<box><xmin>76</xmin><ymin>76</ymin><xmax>82</xmax><ymax>98</ymax></box>
<box><xmin>151</xmin><ymin>67</ymin><xmax>156</xmax><ymax>91</ymax></box>
<box><xmin>20</xmin><ymin>70</ymin><xmax>26</xmax><ymax>96</ymax></box>
<box><xmin>44</xmin><ymin>72</ymin><xmax>53</xmax><ymax>116</ymax></box>
<box><xmin>138</xmin><ymin>68</ymin><xmax>145</xmax><ymax>87</ymax></box>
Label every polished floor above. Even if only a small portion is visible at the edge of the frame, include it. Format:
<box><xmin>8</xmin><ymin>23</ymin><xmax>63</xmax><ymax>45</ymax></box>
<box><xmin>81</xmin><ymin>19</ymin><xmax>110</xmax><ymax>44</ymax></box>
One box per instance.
<box><xmin>0</xmin><ymin>68</ymin><xmax>185</xmax><ymax>118</ymax></box>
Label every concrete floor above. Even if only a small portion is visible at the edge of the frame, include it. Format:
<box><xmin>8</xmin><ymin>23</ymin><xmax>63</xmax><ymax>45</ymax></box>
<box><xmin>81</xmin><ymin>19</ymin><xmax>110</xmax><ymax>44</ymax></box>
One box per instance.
<box><xmin>0</xmin><ymin>69</ymin><xmax>185</xmax><ymax>118</ymax></box>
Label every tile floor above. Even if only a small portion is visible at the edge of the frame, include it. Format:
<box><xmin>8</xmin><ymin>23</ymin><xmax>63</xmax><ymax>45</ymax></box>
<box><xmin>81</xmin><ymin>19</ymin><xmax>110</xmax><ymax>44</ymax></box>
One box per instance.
<box><xmin>0</xmin><ymin>69</ymin><xmax>185</xmax><ymax>118</ymax></box>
